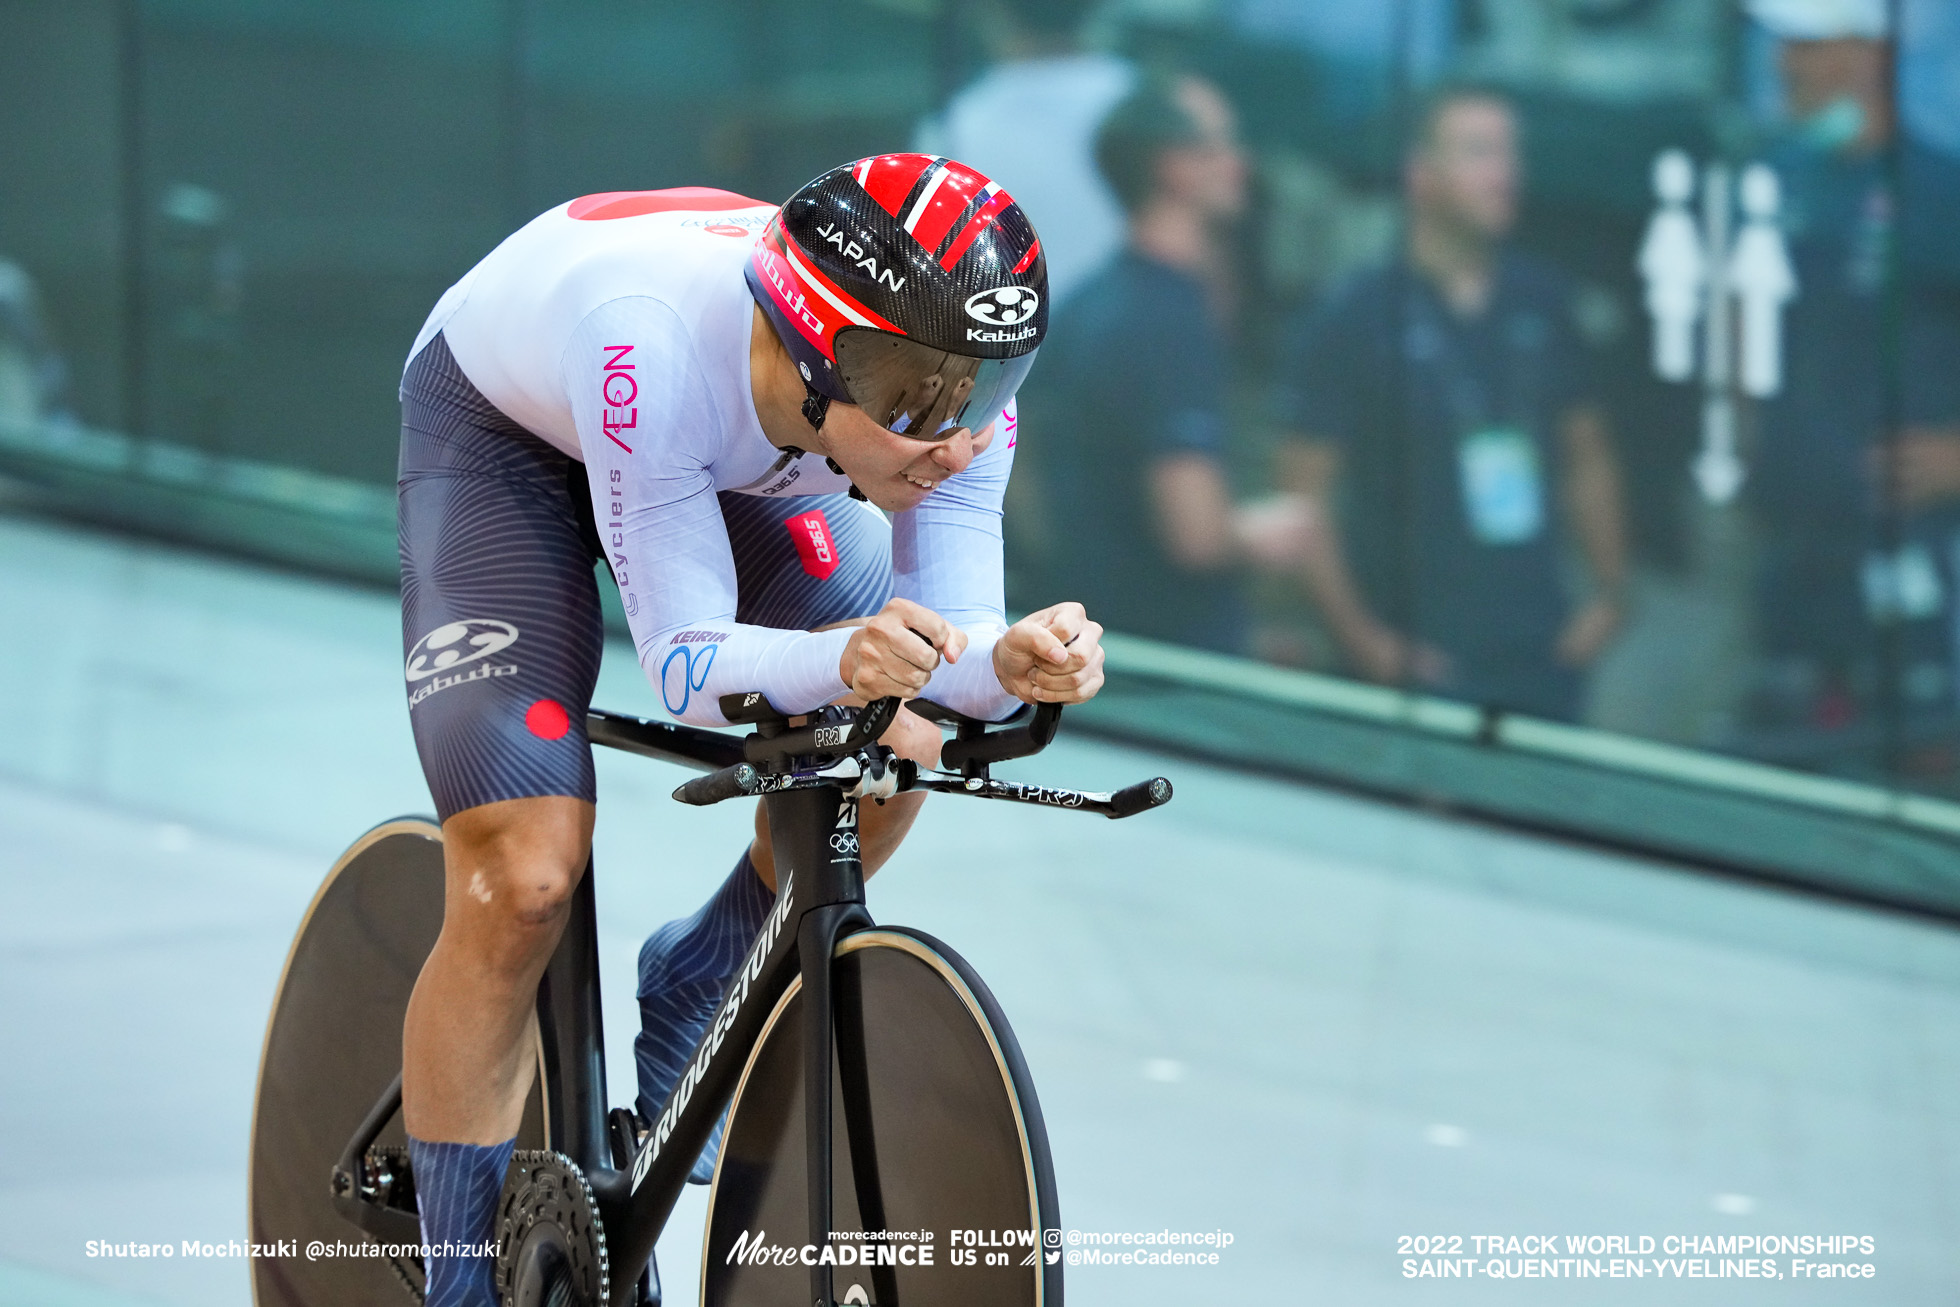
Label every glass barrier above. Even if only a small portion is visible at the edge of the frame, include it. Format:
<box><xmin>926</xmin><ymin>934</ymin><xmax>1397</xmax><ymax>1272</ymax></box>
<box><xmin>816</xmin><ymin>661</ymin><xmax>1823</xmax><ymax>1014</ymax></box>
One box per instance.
<box><xmin>1009</xmin><ymin>0</ymin><xmax>1960</xmax><ymax>800</ymax></box>
<box><xmin>0</xmin><ymin>0</ymin><xmax>1955</xmax><ymax>802</ymax></box>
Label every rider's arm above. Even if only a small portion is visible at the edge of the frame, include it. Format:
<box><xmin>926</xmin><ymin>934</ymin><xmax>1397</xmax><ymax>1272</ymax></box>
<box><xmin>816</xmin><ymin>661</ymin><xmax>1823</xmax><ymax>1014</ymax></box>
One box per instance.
<box><xmin>566</xmin><ymin>297</ymin><xmax>853</xmax><ymax>725</ymax></box>
<box><xmin>892</xmin><ymin>404</ymin><xmax>1024</xmax><ymax>722</ymax></box>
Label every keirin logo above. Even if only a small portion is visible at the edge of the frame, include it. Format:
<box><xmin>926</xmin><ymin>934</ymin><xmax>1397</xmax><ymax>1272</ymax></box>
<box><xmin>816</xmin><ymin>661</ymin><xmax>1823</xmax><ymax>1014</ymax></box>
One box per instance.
<box><xmin>406</xmin><ymin>620</ymin><xmax>519</xmax><ymax>682</ymax></box>
<box><xmin>964</xmin><ymin>285</ymin><xmax>1039</xmax><ymax>326</ymax></box>
<box><xmin>661</xmin><ymin>643</ymin><xmax>717</xmax><ymax>716</ymax></box>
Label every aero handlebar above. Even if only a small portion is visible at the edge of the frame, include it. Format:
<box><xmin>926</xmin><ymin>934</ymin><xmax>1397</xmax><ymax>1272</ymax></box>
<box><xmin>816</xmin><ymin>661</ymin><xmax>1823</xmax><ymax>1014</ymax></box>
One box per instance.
<box><xmin>587</xmin><ymin>696</ymin><xmax>1171</xmax><ymax>820</ymax></box>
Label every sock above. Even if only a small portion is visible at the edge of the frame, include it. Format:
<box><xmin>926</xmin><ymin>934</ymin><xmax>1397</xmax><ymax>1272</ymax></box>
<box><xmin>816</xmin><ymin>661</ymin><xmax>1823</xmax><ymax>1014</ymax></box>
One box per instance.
<box><xmin>408</xmin><ymin>1134</ymin><xmax>515</xmax><ymax>1307</ymax></box>
<box><xmin>635</xmin><ymin>850</ymin><xmax>774</xmax><ymax>1184</ymax></box>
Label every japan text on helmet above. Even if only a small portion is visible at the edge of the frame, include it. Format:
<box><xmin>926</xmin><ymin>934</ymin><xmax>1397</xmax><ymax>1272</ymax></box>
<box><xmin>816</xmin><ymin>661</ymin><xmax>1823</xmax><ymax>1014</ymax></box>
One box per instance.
<box><xmin>745</xmin><ymin>154</ymin><xmax>1047</xmax><ymax>439</ymax></box>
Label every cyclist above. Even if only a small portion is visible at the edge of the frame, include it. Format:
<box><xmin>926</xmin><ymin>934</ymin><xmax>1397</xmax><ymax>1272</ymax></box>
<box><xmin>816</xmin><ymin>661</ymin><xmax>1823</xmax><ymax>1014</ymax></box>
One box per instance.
<box><xmin>395</xmin><ymin>155</ymin><xmax>1106</xmax><ymax>1306</ymax></box>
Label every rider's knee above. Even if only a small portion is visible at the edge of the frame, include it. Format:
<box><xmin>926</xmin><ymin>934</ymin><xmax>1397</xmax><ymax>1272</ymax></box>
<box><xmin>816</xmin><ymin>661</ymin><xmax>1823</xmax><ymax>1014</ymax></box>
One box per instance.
<box><xmin>443</xmin><ymin>798</ymin><xmax>591</xmax><ymax>939</ymax></box>
<box><xmin>494</xmin><ymin>857</ymin><xmax>583</xmax><ymax>929</ymax></box>
<box><xmin>881</xmin><ymin>706</ymin><xmax>942</xmax><ymax>768</ymax></box>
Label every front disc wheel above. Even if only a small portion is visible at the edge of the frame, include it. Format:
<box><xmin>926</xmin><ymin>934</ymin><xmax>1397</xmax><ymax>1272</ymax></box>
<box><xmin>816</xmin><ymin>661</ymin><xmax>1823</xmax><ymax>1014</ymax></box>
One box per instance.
<box><xmin>702</xmin><ymin>927</ymin><xmax>1062</xmax><ymax>1307</ymax></box>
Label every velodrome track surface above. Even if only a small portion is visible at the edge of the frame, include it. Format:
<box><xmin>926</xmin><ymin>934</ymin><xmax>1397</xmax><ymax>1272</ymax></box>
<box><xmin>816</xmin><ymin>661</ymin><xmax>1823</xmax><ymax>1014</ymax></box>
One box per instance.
<box><xmin>0</xmin><ymin>508</ymin><xmax>1954</xmax><ymax>1305</ymax></box>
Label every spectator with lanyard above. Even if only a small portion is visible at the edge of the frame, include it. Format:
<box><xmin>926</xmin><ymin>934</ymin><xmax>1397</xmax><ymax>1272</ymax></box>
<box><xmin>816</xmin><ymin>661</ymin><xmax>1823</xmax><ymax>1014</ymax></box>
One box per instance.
<box><xmin>394</xmin><ymin>158</ymin><xmax>1104</xmax><ymax>1305</ymax></box>
<box><xmin>1020</xmin><ymin>73</ymin><xmax>1312</xmax><ymax>654</ymax></box>
<box><xmin>1277</xmin><ymin>85</ymin><xmax>1628</xmax><ymax>721</ymax></box>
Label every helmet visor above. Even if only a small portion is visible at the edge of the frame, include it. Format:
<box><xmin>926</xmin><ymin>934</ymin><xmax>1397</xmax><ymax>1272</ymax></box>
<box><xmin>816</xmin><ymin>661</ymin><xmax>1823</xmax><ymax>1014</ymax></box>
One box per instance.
<box><xmin>833</xmin><ymin>329</ymin><xmax>1036</xmax><ymax>441</ymax></box>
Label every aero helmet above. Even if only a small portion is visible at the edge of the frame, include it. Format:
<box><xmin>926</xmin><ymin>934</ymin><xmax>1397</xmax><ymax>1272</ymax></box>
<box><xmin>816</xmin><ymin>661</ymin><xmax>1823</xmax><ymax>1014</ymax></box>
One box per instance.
<box><xmin>746</xmin><ymin>153</ymin><xmax>1047</xmax><ymax>439</ymax></box>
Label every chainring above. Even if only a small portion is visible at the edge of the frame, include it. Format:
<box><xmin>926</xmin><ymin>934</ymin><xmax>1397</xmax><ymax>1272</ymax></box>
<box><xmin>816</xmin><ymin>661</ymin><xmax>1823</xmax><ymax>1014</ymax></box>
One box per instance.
<box><xmin>494</xmin><ymin>1150</ymin><xmax>609</xmax><ymax>1307</ymax></box>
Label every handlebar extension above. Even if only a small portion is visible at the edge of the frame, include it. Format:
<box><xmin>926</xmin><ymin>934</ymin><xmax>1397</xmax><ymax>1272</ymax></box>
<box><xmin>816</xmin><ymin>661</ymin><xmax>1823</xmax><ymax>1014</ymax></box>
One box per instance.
<box><xmin>672</xmin><ymin>762</ymin><xmax>760</xmax><ymax>806</ymax></box>
<box><xmin>1108</xmin><ymin>776</ymin><xmax>1174</xmax><ymax>818</ymax></box>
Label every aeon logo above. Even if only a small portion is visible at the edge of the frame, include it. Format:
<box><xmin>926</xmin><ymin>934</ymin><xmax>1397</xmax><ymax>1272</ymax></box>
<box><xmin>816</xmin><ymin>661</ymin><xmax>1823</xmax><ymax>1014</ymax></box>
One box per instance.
<box><xmin>406</xmin><ymin>620</ymin><xmax>519</xmax><ymax>682</ymax></box>
<box><xmin>964</xmin><ymin>285</ymin><xmax>1040</xmax><ymax>326</ymax></box>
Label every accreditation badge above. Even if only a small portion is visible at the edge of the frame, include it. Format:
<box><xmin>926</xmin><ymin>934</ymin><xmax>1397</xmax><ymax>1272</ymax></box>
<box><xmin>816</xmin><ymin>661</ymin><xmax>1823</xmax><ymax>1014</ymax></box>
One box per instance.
<box><xmin>1860</xmin><ymin>542</ymin><xmax>1945</xmax><ymax>622</ymax></box>
<box><xmin>1457</xmin><ymin>426</ymin><xmax>1545</xmax><ymax>546</ymax></box>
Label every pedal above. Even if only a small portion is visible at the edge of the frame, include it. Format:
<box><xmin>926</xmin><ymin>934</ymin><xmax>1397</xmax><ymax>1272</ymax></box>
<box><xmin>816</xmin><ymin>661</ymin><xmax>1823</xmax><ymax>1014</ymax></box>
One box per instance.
<box><xmin>356</xmin><ymin>1143</ymin><xmax>419</xmax><ymax>1215</ymax></box>
<box><xmin>608</xmin><ymin>1106</ymin><xmax>648</xmax><ymax>1170</ymax></box>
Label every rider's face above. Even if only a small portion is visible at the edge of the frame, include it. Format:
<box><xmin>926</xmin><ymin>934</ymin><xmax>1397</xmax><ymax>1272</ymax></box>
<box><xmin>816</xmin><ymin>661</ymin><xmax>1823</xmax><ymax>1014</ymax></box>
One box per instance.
<box><xmin>818</xmin><ymin>402</ymin><xmax>996</xmax><ymax>512</ymax></box>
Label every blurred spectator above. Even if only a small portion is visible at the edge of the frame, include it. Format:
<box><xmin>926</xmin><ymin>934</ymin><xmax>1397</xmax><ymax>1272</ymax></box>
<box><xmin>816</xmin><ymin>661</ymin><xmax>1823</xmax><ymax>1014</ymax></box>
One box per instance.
<box><xmin>1018</xmin><ymin>74</ymin><xmax>1311</xmax><ymax>654</ymax></box>
<box><xmin>1745</xmin><ymin>0</ymin><xmax>1960</xmax><ymax>739</ymax></box>
<box><xmin>1276</xmin><ymin>85</ymin><xmax>1628</xmax><ymax>721</ymax></box>
<box><xmin>151</xmin><ymin>181</ymin><xmax>244</xmax><ymax>451</ymax></box>
<box><xmin>1900</xmin><ymin>0</ymin><xmax>1960</xmax><ymax>159</ymax></box>
<box><xmin>914</xmin><ymin>0</ymin><xmax>1132</xmax><ymax>307</ymax></box>
<box><xmin>0</xmin><ymin>257</ymin><xmax>74</xmax><ymax>428</ymax></box>
<box><xmin>1898</xmin><ymin>0</ymin><xmax>1960</xmax><ymax>285</ymax></box>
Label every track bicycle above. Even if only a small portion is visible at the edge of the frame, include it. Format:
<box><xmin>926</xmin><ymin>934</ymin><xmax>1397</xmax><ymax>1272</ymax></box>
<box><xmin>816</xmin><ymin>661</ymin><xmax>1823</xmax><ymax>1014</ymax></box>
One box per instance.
<box><xmin>249</xmin><ymin>692</ymin><xmax>1171</xmax><ymax>1306</ymax></box>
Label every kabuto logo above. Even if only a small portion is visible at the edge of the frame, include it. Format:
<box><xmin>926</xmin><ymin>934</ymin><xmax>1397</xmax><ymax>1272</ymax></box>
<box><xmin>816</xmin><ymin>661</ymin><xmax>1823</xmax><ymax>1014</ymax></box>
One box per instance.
<box><xmin>406</xmin><ymin>620</ymin><xmax>519</xmax><ymax>682</ymax></box>
<box><xmin>964</xmin><ymin>285</ymin><xmax>1040</xmax><ymax>326</ymax></box>
<box><xmin>966</xmin><ymin>325</ymin><xmax>1038</xmax><ymax>344</ymax></box>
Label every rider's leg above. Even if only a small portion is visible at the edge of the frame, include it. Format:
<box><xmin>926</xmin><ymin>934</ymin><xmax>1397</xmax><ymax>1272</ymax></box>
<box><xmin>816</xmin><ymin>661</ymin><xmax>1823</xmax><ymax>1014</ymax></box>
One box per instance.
<box><xmin>403</xmin><ymin>795</ymin><xmax>594</xmax><ymax>1306</ymax></box>
<box><xmin>631</xmin><ymin>847</ymin><xmax>774</xmax><ymax>1184</ymax></box>
<box><xmin>397</xmin><ymin>333</ymin><xmax>612</xmax><ymax>1303</ymax></box>
<box><xmin>632</xmin><ymin>705</ymin><xmax>939</xmax><ymax>1182</ymax></box>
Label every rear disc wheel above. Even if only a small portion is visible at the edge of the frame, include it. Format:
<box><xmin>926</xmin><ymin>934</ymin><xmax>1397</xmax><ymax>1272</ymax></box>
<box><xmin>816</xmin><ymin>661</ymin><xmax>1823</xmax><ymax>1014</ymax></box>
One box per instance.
<box><xmin>248</xmin><ymin>818</ymin><xmax>546</xmax><ymax>1306</ymax></box>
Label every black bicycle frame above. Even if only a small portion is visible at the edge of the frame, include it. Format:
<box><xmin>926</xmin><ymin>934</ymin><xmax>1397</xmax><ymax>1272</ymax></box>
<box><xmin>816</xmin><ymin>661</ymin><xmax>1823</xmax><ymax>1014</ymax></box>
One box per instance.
<box><xmin>330</xmin><ymin>719</ymin><xmax>888</xmax><ymax>1307</ymax></box>
<box><xmin>332</xmin><ymin>696</ymin><xmax>1168</xmax><ymax>1307</ymax></box>
<box><xmin>595</xmin><ymin>780</ymin><xmax>875</xmax><ymax>1307</ymax></box>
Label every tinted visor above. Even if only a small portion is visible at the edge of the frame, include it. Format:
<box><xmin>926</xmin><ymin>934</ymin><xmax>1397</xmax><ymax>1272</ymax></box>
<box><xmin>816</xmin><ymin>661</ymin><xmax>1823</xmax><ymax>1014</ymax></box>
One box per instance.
<box><xmin>833</xmin><ymin>329</ymin><xmax>1036</xmax><ymax>441</ymax></box>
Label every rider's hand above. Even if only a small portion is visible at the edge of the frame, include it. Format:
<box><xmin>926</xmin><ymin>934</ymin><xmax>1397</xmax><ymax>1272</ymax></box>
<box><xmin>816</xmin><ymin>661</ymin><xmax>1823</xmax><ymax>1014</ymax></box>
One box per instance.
<box><xmin>839</xmin><ymin>598</ymin><xmax>967</xmax><ymax>701</ymax></box>
<box><xmin>993</xmin><ymin>602</ymin><xmax>1105</xmax><ymax>705</ymax></box>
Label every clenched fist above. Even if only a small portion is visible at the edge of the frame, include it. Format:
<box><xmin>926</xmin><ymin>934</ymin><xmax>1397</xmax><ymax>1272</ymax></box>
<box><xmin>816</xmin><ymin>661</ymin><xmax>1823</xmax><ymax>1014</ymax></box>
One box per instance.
<box><xmin>838</xmin><ymin>598</ymin><xmax>968</xmax><ymax>701</ymax></box>
<box><xmin>993</xmin><ymin>602</ymin><xmax>1105</xmax><ymax>705</ymax></box>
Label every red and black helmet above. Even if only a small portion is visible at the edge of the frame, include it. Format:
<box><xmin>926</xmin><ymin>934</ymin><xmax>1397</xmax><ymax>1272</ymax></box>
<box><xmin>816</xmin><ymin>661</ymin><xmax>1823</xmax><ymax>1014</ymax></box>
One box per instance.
<box><xmin>745</xmin><ymin>153</ymin><xmax>1047</xmax><ymax>439</ymax></box>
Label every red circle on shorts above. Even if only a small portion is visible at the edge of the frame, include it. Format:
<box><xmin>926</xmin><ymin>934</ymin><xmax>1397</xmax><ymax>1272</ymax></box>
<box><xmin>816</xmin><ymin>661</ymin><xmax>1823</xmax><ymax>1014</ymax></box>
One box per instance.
<box><xmin>525</xmin><ymin>699</ymin><xmax>571</xmax><ymax>740</ymax></box>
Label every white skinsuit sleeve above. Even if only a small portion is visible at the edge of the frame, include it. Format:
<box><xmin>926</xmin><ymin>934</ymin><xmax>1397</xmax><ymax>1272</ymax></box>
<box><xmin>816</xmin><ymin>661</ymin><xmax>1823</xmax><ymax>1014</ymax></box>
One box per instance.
<box><xmin>892</xmin><ymin>401</ymin><xmax>1024</xmax><ymax>722</ymax></box>
<box><xmin>565</xmin><ymin>297</ymin><xmax>853</xmax><ymax>725</ymax></box>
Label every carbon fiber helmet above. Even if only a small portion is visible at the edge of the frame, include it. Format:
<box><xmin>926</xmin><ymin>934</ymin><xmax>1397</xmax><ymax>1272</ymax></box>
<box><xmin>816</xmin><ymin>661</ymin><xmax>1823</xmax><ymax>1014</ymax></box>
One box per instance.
<box><xmin>745</xmin><ymin>153</ymin><xmax>1047</xmax><ymax>438</ymax></box>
